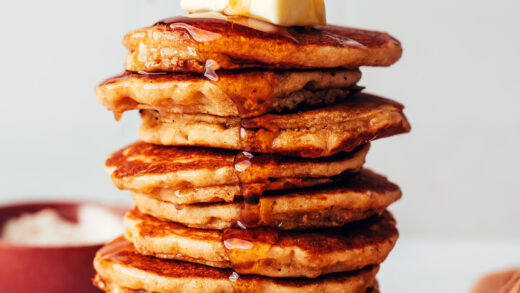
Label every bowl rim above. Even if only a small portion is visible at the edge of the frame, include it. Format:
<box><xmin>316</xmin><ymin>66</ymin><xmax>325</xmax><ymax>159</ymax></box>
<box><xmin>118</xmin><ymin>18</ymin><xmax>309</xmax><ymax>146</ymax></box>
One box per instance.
<box><xmin>0</xmin><ymin>200</ymin><xmax>128</xmax><ymax>250</ymax></box>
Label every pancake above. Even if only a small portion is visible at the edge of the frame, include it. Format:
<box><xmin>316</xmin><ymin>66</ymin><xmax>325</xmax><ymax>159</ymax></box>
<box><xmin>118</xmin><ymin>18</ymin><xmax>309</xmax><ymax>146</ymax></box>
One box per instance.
<box><xmin>96</xmin><ymin>69</ymin><xmax>362</xmax><ymax>119</ymax></box>
<box><xmin>139</xmin><ymin>92</ymin><xmax>410</xmax><ymax>158</ymax></box>
<box><xmin>123</xmin><ymin>15</ymin><xmax>402</xmax><ymax>73</ymax></box>
<box><xmin>367</xmin><ymin>281</ymin><xmax>380</xmax><ymax>293</ymax></box>
<box><xmin>93</xmin><ymin>237</ymin><xmax>379</xmax><ymax>293</ymax></box>
<box><xmin>130</xmin><ymin>169</ymin><xmax>402</xmax><ymax>230</ymax></box>
<box><xmin>94</xmin><ymin>278</ymin><xmax>379</xmax><ymax>293</ymax></box>
<box><xmin>125</xmin><ymin>208</ymin><xmax>398</xmax><ymax>278</ymax></box>
<box><xmin>105</xmin><ymin>142</ymin><xmax>369</xmax><ymax>205</ymax></box>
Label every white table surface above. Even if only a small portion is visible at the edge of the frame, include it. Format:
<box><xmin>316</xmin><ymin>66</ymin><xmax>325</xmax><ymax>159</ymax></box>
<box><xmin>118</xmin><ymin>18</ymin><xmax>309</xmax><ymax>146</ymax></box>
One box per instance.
<box><xmin>378</xmin><ymin>237</ymin><xmax>520</xmax><ymax>293</ymax></box>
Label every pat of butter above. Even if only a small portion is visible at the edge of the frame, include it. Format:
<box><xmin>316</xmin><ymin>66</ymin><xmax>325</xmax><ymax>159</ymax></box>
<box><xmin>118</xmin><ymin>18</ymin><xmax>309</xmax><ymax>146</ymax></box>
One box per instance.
<box><xmin>181</xmin><ymin>0</ymin><xmax>326</xmax><ymax>26</ymax></box>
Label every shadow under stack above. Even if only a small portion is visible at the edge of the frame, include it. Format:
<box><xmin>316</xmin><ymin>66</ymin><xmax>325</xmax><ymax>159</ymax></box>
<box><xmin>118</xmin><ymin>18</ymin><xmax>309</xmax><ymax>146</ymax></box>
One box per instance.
<box><xmin>93</xmin><ymin>15</ymin><xmax>410</xmax><ymax>293</ymax></box>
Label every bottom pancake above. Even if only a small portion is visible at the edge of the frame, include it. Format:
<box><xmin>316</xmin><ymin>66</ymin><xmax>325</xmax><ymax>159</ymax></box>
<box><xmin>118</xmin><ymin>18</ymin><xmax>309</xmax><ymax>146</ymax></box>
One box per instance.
<box><xmin>94</xmin><ymin>276</ymin><xmax>380</xmax><ymax>293</ymax></box>
<box><xmin>125</xmin><ymin>208</ymin><xmax>398</xmax><ymax>278</ymax></box>
<box><xmin>93</xmin><ymin>237</ymin><xmax>379</xmax><ymax>293</ymax></box>
<box><xmin>130</xmin><ymin>169</ymin><xmax>401</xmax><ymax>230</ymax></box>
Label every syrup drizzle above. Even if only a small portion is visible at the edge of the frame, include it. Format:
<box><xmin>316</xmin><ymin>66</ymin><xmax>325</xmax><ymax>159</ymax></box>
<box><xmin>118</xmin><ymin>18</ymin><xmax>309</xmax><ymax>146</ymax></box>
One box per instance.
<box><xmin>228</xmin><ymin>271</ymin><xmax>240</xmax><ymax>282</ymax></box>
<box><xmin>221</xmin><ymin>151</ymin><xmax>284</xmax><ymax>275</ymax></box>
<box><xmin>222</xmin><ymin>226</ymin><xmax>279</xmax><ymax>273</ymax></box>
<box><xmin>159</xmin><ymin>15</ymin><xmax>300</xmax><ymax>44</ymax></box>
<box><xmin>168</xmin><ymin>22</ymin><xmax>222</xmax><ymax>42</ymax></box>
<box><xmin>233</xmin><ymin>151</ymin><xmax>264</xmax><ymax>227</ymax></box>
<box><xmin>204</xmin><ymin>59</ymin><xmax>220</xmax><ymax>81</ymax></box>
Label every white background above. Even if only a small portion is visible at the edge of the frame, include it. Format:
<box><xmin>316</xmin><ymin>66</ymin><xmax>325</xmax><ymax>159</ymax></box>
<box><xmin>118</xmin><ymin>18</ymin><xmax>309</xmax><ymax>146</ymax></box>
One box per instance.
<box><xmin>0</xmin><ymin>1</ymin><xmax>519</xmax><ymax>292</ymax></box>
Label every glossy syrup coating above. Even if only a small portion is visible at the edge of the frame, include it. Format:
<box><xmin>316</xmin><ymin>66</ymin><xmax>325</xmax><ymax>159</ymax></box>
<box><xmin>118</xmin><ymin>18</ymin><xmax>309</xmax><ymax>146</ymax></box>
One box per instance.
<box><xmin>123</xmin><ymin>16</ymin><xmax>402</xmax><ymax>73</ymax></box>
<box><xmin>105</xmin><ymin>141</ymin><xmax>369</xmax><ymax>201</ymax></box>
<box><xmin>94</xmin><ymin>237</ymin><xmax>380</xmax><ymax>293</ymax></box>
<box><xmin>139</xmin><ymin>92</ymin><xmax>411</xmax><ymax>158</ymax></box>
<box><xmin>124</xmin><ymin>207</ymin><xmax>398</xmax><ymax>278</ymax></box>
<box><xmin>96</xmin><ymin>69</ymin><xmax>361</xmax><ymax>119</ymax></box>
<box><xmin>127</xmin><ymin>168</ymin><xmax>401</xmax><ymax>231</ymax></box>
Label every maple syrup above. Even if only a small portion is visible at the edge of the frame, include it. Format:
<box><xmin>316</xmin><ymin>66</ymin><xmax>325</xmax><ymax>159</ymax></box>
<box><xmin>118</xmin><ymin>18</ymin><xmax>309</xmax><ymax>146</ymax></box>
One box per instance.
<box><xmin>224</xmin><ymin>150</ymin><xmax>284</xmax><ymax>274</ymax></box>
<box><xmin>156</xmin><ymin>15</ymin><xmax>299</xmax><ymax>43</ymax></box>
<box><xmin>222</xmin><ymin>227</ymin><xmax>279</xmax><ymax>273</ymax></box>
<box><xmin>204</xmin><ymin>59</ymin><xmax>220</xmax><ymax>81</ymax></box>
<box><xmin>233</xmin><ymin>151</ymin><xmax>263</xmax><ymax>227</ymax></box>
<box><xmin>167</xmin><ymin>22</ymin><xmax>222</xmax><ymax>42</ymax></box>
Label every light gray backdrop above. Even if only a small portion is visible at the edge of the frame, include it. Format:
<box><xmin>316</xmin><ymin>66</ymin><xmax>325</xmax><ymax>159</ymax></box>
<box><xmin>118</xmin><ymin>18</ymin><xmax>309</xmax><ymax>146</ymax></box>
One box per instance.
<box><xmin>0</xmin><ymin>0</ymin><xmax>519</xmax><ymax>240</ymax></box>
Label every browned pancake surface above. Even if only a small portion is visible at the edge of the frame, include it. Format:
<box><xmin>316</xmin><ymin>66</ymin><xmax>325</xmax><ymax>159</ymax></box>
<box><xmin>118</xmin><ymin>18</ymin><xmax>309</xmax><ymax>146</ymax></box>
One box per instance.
<box><xmin>139</xmin><ymin>92</ymin><xmax>411</xmax><ymax>158</ymax></box>
<box><xmin>105</xmin><ymin>141</ymin><xmax>369</xmax><ymax>202</ymax></box>
<box><xmin>107</xmin><ymin>142</ymin><xmax>363</xmax><ymax>178</ymax></box>
<box><xmin>124</xmin><ymin>16</ymin><xmax>402</xmax><ymax>73</ymax></box>
<box><xmin>94</xmin><ymin>277</ymin><xmax>380</xmax><ymax>293</ymax></box>
<box><xmin>129</xmin><ymin>207</ymin><xmax>398</xmax><ymax>251</ymax></box>
<box><xmin>94</xmin><ymin>237</ymin><xmax>379</xmax><ymax>292</ymax></box>
<box><xmin>96</xmin><ymin>69</ymin><xmax>361</xmax><ymax>119</ymax></box>
<box><xmin>125</xmin><ymin>208</ymin><xmax>398</xmax><ymax>278</ymax></box>
<box><xmin>129</xmin><ymin>169</ymin><xmax>401</xmax><ymax>230</ymax></box>
<box><xmin>106</xmin><ymin>142</ymin><xmax>235</xmax><ymax>178</ymax></box>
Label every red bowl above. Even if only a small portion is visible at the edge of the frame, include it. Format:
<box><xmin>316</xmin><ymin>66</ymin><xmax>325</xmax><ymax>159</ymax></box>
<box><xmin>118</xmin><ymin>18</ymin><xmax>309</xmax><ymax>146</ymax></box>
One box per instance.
<box><xmin>0</xmin><ymin>201</ymin><xmax>127</xmax><ymax>293</ymax></box>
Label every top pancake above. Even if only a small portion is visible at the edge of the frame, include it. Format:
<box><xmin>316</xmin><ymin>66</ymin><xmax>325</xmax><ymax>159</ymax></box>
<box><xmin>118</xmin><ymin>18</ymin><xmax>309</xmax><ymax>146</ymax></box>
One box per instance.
<box><xmin>123</xmin><ymin>16</ymin><xmax>402</xmax><ymax>73</ymax></box>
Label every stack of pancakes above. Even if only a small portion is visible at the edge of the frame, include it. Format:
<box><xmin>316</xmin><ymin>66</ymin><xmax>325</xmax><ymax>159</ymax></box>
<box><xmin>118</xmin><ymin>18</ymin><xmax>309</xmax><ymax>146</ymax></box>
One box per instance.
<box><xmin>93</xmin><ymin>15</ymin><xmax>410</xmax><ymax>293</ymax></box>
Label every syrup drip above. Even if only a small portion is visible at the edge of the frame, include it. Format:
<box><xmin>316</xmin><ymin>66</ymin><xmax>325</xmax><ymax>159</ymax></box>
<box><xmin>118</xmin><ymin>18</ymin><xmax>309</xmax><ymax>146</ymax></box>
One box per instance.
<box><xmin>238</xmin><ymin>119</ymin><xmax>281</xmax><ymax>154</ymax></box>
<box><xmin>113</xmin><ymin>111</ymin><xmax>123</xmax><ymax>121</ymax></box>
<box><xmin>233</xmin><ymin>151</ymin><xmax>263</xmax><ymax>227</ymax></box>
<box><xmin>228</xmin><ymin>271</ymin><xmax>240</xmax><ymax>282</ymax></box>
<box><xmin>204</xmin><ymin>59</ymin><xmax>220</xmax><ymax>81</ymax></box>
<box><xmin>221</xmin><ymin>150</ymin><xmax>285</xmax><ymax>275</ymax></box>
<box><xmin>168</xmin><ymin>23</ymin><xmax>222</xmax><ymax>42</ymax></box>
<box><xmin>222</xmin><ymin>227</ymin><xmax>279</xmax><ymax>273</ymax></box>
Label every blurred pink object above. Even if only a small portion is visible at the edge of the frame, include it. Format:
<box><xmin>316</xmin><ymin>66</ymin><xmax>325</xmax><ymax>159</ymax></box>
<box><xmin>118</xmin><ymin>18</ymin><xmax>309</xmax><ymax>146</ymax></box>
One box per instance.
<box><xmin>470</xmin><ymin>268</ymin><xmax>520</xmax><ymax>293</ymax></box>
<box><xmin>0</xmin><ymin>201</ymin><xmax>127</xmax><ymax>293</ymax></box>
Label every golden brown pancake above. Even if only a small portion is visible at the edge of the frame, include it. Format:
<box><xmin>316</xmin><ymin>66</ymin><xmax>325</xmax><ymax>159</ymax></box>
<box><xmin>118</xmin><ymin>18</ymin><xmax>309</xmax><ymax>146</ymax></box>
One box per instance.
<box><xmin>123</xmin><ymin>16</ymin><xmax>402</xmax><ymax>73</ymax></box>
<box><xmin>139</xmin><ymin>92</ymin><xmax>410</xmax><ymax>158</ymax></box>
<box><xmin>96</xmin><ymin>69</ymin><xmax>361</xmax><ymax>119</ymax></box>
<box><xmin>367</xmin><ymin>281</ymin><xmax>380</xmax><ymax>293</ymax></box>
<box><xmin>129</xmin><ymin>169</ymin><xmax>402</xmax><ymax>230</ymax></box>
<box><xmin>125</xmin><ymin>208</ymin><xmax>398</xmax><ymax>278</ymax></box>
<box><xmin>105</xmin><ymin>142</ymin><xmax>369</xmax><ymax>205</ymax></box>
<box><xmin>93</xmin><ymin>237</ymin><xmax>379</xmax><ymax>293</ymax></box>
<box><xmin>94</xmin><ymin>278</ymin><xmax>379</xmax><ymax>293</ymax></box>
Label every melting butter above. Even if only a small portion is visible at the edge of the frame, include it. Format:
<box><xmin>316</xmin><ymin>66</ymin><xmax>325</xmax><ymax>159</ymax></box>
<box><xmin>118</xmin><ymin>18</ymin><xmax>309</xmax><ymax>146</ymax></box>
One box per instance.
<box><xmin>181</xmin><ymin>0</ymin><xmax>326</xmax><ymax>26</ymax></box>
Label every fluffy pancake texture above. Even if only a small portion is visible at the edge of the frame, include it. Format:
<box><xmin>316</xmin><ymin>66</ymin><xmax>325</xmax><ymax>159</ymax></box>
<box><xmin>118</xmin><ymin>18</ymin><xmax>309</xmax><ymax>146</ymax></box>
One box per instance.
<box><xmin>94</xmin><ymin>278</ymin><xmax>379</xmax><ymax>293</ymax></box>
<box><xmin>124</xmin><ymin>16</ymin><xmax>402</xmax><ymax>73</ymax></box>
<box><xmin>94</xmin><ymin>237</ymin><xmax>379</xmax><ymax>293</ymax></box>
<box><xmin>105</xmin><ymin>142</ymin><xmax>369</xmax><ymax>204</ymax></box>
<box><xmin>139</xmin><ymin>92</ymin><xmax>411</xmax><ymax>158</ymax></box>
<box><xmin>96</xmin><ymin>69</ymin><xmax>362</xmax><ymax>119</ymax></box>
<box><xmin>129</xmin><ymin>169</ymin><xmax>402</xmax><ymax>230</ymax></box>
<box><xmin>125</xmin><ymin>208</ymin><xmax>398</xmax><ymax>278</ymax></box>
